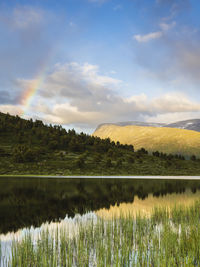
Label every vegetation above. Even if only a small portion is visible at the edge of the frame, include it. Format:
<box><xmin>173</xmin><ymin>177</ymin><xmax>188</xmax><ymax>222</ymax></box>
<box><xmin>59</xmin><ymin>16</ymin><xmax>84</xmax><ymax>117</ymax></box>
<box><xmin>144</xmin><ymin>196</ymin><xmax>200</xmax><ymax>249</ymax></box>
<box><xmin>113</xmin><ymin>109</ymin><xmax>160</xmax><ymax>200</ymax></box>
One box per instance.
<box><xmin>2</xmin><ymin>200</ymin><xmax>200</xmax><ymax>266</ymax></box>
<box><xmin>93</xmin><ymin>124</ymin><xmax>200</xmax><ymax>158</ymax></box>
<box><xmin>0</xmin><ymin>112</ymin><xmax>200</xmax><ymax>175</ymax></box>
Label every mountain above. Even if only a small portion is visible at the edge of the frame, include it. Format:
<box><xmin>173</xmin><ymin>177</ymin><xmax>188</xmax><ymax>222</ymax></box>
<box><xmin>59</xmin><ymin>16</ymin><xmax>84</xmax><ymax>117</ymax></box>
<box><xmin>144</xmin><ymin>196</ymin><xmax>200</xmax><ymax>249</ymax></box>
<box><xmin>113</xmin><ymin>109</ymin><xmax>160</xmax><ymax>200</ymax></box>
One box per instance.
<box><xmin>164</xmin><ymin>119</ymin><xmax>200</xmax><ymax>132</ymax></box>
<box><xmin>96</xmin><ymin>119</ymin><xmax>200</xmax><ymax>132</ymax></box>
<box><xmin>96</xmin><ymin>121</ymin><xmax>166</xmax><ymax>131</ymax></box>
<box><xmin>93</xmin><ymin>124</ymin><xmax>200</xmax><ymax>157</ymax></box>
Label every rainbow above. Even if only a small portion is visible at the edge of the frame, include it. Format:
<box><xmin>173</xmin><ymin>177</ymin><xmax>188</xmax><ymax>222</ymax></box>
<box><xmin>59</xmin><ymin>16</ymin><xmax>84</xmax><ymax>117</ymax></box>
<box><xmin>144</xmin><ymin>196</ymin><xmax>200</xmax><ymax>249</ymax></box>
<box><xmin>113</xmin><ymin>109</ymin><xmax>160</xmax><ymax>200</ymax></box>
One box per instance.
<box><xmin>19</xmin><ymin>48</ymin><xmax>55</xmax><ymax>117</ymax></box>
<box><xmin>20</xmin><ymin>74</ymin><xmax>45</xmax><ymax>117</ymax></box>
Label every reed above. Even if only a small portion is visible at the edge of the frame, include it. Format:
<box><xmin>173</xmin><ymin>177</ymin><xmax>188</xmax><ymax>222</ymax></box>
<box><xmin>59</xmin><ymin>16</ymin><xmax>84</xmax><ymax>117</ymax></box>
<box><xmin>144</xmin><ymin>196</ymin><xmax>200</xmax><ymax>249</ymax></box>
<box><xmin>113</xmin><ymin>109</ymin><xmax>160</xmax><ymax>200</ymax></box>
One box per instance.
<box><xmin>2</xmin><ymin>201</ymin><xmax>200</xmax><ymax>266</ymax></box>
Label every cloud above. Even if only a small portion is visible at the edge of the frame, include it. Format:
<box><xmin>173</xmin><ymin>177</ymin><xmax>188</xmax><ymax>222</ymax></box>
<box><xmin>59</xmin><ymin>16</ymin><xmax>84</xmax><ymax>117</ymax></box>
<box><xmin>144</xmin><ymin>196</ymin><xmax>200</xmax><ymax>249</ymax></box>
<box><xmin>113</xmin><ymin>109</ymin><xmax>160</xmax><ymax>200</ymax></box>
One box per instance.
<box><xmin>27</xmin><ymin>62</ymin><xmax>122</xmax><ymax>102</ymax></box>
<box><xmin>12</xmin><ymin>7</ymin><xmax>43</xmax><ymax>29</ymax></box>
<box><xmin>132</xmin><ymin>1</ymin><xmax>200</xmax><ymax>91</ymax></box>
<box><xmin>0</xmin><ymin>105</ymin><xmax>23</xmax><ymax>116</ymax></box>
<box><xmin>150</xmin><ymin>93</ymin><xmax>200</xmax><ymax>113</ymax></box>
<box><xmin>135</xmin><ymin>30</ymin><xmax>200</xmax><ymax>88</ymax></box>
<box><xmin>15</xmin><ymin>62</ymin><xmax>200</xmax><ymax>129</ymax></box>
<box><xmin>0</xmin><ymin>6</ymin><xmax>44</xmax><ymax>31</ymax></box>
<box><xmin>174</xmin><ymin>42</ymin><xmax>200</xmax><ymax>83</ymax></box>
<box><xmin>159</xmin><ymin>21</ymin><xmax>176</xmax><ymax>31</ymax></box>
<box><xmin>145</xmin><ymin>111</ymin><xmax>200</xmax><ymax>124</ymax></box>
<box><xmin>156</xmin><ymin>0</ymin><xmax>190</xmax><ymax>20</ymax></box>
<box><xmin>125</xmin><ymin>92</ymin><xmax>200</xmax><ymax>114</ymax></box>
<box><xmin>0</xmin><ymin>91</ymin><xmax>19</xmax><ymax>104</ymax></box>
<box><xmin>113</xmin><ymin>5</ymin><xmax>122</xmax><ymax>11</ymax></box>
<box><xmin>134</xmin><ymin>31</ymin><xmax>163</xmax><ymax>43</ymax></box>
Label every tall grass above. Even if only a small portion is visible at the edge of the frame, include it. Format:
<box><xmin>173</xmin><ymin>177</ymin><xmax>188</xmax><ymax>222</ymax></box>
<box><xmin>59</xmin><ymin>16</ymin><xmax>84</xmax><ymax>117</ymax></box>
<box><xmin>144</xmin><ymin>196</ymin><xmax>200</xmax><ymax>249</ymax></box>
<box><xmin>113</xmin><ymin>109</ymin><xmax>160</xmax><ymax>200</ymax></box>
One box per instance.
<box><xmin>2</xmin><ymin>201</ymin><xmax>200</xmax><ymax>266</ymax></box>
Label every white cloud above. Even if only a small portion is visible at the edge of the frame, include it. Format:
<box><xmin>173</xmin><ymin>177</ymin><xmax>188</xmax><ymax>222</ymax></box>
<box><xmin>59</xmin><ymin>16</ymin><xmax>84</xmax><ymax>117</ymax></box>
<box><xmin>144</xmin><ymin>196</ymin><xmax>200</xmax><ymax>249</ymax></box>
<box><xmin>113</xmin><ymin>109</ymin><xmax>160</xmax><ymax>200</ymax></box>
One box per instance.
<box><xmin>0</xmin><ymin>105</ymin><xmax>23</xmax><ymax>116</ymax></box>
<box><xmin>126</xmin><ymin>92</ymin><xmax>200</xmax><ymax>114</ymax></box>
<box><xmin>10</xmin><ymin>7</ymin><xmax>43</xmax><ymax>30</ymax></box>
<box><xmin>134</xmin><ymin>31</ymin><xmax>163</xmax><ymax>43</ymax></box>
<box><xmin>16</xmin><ymin>62</ymin><xmax>200</xmax><ymax>129</ymax></box>
<box><xmin>110</xmin><ymin>70</ymin><xmax>117</xmax><ymax>74</ymax></box>
<box><xmin>159</xmin><ymin>21</ymin><xmax>176</xmax><ymax>31</ymax></box>
<box><xmin>113</xmin><ymin>5</ymin><xmax>122</xmax><ymax>11</ymax></box>
<box><xmin>145</xmin><ymin>111</ymin><xmax>200</xmax><ymax>124</ymax></box>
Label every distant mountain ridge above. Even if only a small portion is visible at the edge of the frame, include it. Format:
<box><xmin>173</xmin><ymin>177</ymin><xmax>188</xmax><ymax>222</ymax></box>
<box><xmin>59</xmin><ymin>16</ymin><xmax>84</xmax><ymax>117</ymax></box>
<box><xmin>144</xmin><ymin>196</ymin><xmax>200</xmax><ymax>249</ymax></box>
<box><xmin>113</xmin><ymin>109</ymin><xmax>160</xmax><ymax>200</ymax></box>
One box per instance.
<box><xmin>164</xmin><ymin>119</ymin><xmax>200</xmax><ymax>132</ymax></box>
<box><xmin>95</xmin><ymin>119</ymin><xmax>200</xmax><ymax>132</ymax></box>
<box><xmin>96</xmin><ymin>121</ymin><xmax>166</xmax><ymax>131</ymax></box>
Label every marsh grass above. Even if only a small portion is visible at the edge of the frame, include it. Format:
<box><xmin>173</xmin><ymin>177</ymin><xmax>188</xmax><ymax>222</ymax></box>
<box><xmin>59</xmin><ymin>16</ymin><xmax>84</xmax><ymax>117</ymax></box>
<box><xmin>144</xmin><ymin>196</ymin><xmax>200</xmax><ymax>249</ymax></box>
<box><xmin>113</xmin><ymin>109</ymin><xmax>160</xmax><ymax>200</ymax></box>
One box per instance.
<box><xmin>2</xmin><ymin>201</ymin><xmax>200</xmax><ymax>266</ymax></box>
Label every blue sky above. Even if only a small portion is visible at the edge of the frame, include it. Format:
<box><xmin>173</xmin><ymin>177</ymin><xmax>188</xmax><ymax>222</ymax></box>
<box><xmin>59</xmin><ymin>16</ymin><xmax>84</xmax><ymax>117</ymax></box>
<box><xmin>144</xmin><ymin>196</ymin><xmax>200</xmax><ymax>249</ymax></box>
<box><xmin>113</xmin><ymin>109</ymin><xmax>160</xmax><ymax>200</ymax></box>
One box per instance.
<box><xmin>0</xmin><ymin>0</ymin><xmax>200</xmax><ymax>132</ymax></box>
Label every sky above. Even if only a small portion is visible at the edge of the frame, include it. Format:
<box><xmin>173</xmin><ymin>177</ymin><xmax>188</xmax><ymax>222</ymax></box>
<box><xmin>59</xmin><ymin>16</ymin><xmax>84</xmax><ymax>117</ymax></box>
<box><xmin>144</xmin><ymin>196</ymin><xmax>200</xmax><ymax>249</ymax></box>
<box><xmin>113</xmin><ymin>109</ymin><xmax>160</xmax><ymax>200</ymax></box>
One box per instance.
<box><xmin>0</xmin><ymin>0</ymin><xmax>200</xmax><ymax>133</ymax></box>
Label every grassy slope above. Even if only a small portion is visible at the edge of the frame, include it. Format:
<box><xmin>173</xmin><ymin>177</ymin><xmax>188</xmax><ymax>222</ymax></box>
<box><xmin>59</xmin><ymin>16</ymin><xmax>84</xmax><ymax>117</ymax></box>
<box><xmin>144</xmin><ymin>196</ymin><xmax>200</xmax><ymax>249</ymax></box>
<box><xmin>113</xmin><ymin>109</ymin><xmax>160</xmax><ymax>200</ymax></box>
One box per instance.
<box><xmin>93</xmin><ymin>125</ymin><xmax>200</xmax><ymax>157</ymax></box>
<box><xmin>1</xmin><ymin>146</ymin><xmax>200</xmax><ymax>176</ymax></box>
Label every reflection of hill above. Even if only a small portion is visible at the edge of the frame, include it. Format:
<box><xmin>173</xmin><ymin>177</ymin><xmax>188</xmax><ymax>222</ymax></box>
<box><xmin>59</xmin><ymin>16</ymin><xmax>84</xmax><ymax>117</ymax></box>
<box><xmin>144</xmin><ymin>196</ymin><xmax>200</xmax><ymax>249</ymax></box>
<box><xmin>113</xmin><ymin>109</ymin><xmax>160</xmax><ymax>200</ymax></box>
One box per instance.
<box><xmin>1</xmin><ymin>177</ymin><xmax>200</xmax><ymax>234</ymax></box>
<box><xmin>93</xmin><ymin>125</ymin><xmax>200</xmax><ymax>157</ymax></box>
<box><xmin>96</xmin><ymin>191</ymin><xmax>200</xmax><ymax>219</ymax></box>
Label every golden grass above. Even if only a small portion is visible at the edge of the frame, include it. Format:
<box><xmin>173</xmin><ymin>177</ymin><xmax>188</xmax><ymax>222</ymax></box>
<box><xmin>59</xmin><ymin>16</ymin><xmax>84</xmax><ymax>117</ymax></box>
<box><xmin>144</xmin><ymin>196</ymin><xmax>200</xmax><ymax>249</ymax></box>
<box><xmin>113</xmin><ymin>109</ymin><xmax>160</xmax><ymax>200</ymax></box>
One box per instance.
<box><xmin>95</xmin><ymin>190</ymin><xmax>200</xmax><ymax>219</ymax></box>
<box><xmin>93</xmin><ymin>125</ymin><xmax>200</xmax><ymax>156</ymax></box>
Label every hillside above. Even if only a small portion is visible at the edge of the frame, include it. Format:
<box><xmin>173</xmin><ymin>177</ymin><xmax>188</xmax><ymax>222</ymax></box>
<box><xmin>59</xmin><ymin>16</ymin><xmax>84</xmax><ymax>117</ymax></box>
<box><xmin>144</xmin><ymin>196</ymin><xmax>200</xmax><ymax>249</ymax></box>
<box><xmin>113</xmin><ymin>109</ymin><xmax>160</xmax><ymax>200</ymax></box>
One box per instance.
<box><xmin>1</xmin><ymin>112</ymin><xmax>200</xmax><ymax>175</ymax></box>
<box><xmin>93</xmin><ymin>124</ymin><xmax>200</xmax><ymax>158</ymax></box>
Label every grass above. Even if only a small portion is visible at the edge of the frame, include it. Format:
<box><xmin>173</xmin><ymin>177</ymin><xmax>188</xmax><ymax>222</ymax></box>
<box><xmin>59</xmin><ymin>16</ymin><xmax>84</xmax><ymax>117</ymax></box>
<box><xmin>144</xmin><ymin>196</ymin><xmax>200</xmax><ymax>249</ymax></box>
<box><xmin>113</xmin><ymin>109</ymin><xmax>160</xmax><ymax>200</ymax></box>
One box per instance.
<box><xmin>2</xmin><ymin>200</ymin><xmax>200</xmax><ymax>266</ymax></box>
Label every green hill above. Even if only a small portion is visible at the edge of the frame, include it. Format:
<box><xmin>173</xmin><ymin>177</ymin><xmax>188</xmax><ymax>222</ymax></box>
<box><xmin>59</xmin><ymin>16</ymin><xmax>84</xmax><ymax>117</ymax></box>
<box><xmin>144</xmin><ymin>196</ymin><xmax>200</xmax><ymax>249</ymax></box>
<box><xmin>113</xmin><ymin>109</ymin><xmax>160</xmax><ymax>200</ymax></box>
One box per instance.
<box><xmin>93</xmin><ymin>124</ymin><xmax>200</xmax><ymax>158</ymax></box>
<box><xmin>0</xmin><ymin>112</ymin><xmax>200</xmax><ymax>175</ymax></box>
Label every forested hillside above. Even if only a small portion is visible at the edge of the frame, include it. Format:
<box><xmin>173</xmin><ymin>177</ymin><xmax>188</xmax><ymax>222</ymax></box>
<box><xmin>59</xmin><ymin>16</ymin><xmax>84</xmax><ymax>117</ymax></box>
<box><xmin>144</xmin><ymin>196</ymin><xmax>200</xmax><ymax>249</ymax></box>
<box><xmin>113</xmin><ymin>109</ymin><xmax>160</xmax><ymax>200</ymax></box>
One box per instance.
<box><xmin>0</xmin><ymin>112</ymin><xmax>200</xmax><ymax>175</ymax></box>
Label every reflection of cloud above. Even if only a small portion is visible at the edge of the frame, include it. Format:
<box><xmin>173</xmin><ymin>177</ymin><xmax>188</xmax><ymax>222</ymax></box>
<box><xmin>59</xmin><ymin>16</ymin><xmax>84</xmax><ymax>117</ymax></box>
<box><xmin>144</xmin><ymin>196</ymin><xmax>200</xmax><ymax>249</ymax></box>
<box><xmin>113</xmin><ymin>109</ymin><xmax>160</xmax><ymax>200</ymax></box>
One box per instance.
<box><xmin>134</xmin><ymin>31</ymin><xmax>163</xmax><ymax>43</ymax></box>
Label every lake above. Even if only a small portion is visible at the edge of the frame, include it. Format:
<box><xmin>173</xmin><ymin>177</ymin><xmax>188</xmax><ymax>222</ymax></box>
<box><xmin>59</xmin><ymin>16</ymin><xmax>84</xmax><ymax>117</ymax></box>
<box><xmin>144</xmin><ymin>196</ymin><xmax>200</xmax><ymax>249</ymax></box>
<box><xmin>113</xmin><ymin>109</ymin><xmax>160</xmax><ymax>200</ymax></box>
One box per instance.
<box><xmin>1</xmin><ymin>176</ymin><xmax>200</xmax><ymax>234</ymax></box>
<box><xmin>1</xmin><ymin>177</ymin><xmax>200</xmax><ymax>266</ymax></box>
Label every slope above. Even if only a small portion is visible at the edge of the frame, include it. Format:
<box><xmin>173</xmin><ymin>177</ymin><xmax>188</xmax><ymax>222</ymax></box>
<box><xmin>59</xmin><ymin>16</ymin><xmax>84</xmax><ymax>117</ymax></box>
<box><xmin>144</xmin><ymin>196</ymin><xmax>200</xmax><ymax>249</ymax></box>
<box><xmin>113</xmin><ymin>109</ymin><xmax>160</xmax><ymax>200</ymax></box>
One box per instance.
<box><xmin>93</xmin><ymin>125</ymin><xmax>200</xmax><ymax>157</ymax></box>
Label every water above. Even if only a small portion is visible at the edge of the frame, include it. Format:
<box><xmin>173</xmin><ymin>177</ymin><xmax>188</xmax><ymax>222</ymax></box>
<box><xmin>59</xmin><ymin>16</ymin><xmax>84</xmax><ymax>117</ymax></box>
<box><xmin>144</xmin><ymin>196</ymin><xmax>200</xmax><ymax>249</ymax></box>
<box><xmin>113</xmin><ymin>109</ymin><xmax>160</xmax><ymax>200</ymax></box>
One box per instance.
<box><xmin>0</xmin><ymin>177</ymin><xmax>200</xmax><ymax>234</ymax></box>
<box><xmin>1</xmin><ymin>177</ymin><xmax>200</xmax><ymax>266</ymax></box>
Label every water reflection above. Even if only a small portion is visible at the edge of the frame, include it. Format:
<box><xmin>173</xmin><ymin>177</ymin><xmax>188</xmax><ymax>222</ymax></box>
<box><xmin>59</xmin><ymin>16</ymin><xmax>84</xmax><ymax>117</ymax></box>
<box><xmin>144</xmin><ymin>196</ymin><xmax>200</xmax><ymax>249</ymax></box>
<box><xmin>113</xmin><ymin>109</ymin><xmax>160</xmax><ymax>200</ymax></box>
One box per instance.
<box><xmin>1</xmin><ymin>177</ymin><xmax>200</xmax><ymax>234</ymax></box>
<box><xmin>0</xmin><ymin>212</ymin><xmax>97</xmax><ymax>266</ymax></box>
<box><xmin>96</xmin><ymin>190</ymin><xmax>200</xmax><ymax>219</ymax></box>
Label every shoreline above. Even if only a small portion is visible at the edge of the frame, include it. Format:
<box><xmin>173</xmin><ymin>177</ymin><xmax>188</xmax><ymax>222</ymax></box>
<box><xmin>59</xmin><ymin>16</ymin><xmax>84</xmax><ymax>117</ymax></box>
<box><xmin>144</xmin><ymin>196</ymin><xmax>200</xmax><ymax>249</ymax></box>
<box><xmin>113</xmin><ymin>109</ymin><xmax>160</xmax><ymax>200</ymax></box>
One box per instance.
<box><xmin>1</xmin><ymin>175</ymin><xmax>200</xmax><ymax>179</ymax></box>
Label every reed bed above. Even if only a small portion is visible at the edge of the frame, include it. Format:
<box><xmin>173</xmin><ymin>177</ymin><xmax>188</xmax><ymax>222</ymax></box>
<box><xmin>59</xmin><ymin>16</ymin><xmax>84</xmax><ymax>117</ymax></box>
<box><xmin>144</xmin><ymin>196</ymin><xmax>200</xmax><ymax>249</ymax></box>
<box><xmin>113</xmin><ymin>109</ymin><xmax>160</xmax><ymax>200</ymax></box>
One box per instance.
<box><xmin>2</xmin><ymin>201</ymin><xmax>200</xmax><ymax>266</ymax></box>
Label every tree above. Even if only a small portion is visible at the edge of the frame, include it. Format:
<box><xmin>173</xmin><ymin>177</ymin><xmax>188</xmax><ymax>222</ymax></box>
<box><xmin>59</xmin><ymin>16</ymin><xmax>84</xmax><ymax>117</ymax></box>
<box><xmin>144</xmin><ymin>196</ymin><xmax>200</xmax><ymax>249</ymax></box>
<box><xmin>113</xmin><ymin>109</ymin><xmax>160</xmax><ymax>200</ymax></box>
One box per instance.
<box><xmin>191</xmin><ymin>155</ymin><xmax>196</xmax><ymax>161</ymax></box>
<box><xmin>12</xmin><ymin>145</ymin><xmax>39</xmax><ymax>163</ymax></box>
<box><xmin>138</xmin><ymin>148</ymin><xmax>148</xmax><ymax>154</ymax></box>
<box><xmin>127</xmin><ymin>156</ymin><xmax>135</xmax><ymax>164</ymax></box>
<box><xmin>105</xmin><ymin>158</ymin><xmax>112</xmax><ymax>168</ymax></box>
<box><xmin>116</xmin><ymin>159</ymin><xmax>122</xmax><ymax>168</ymax></box>
<box><xmin>75</xmin><ymin>156</ymin><xmax>85</xmax><ymax>168</ymax></box>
